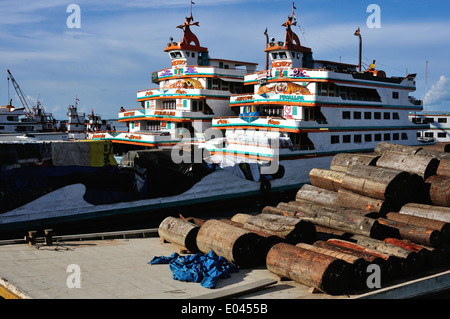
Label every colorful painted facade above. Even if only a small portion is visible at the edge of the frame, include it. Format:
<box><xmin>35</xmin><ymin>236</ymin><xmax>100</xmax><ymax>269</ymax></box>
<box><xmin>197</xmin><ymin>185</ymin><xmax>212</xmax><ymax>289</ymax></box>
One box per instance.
<box><xmin>88</xmin><ymin>10</ymin><xmax>257</xmax><ymax>149</ymax></box>
<box><xmin>202</xmin><ymin>5</ymin><xmax>431</xmax><ymax>188</ymax></box>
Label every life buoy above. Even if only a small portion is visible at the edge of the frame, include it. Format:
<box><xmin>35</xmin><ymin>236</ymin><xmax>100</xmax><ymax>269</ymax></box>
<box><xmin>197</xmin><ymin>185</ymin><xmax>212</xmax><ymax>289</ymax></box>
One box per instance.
<box><xmin>260</xmin><ymin>180</ymin><xmax>271</xmax><ymax>193</ymax></box>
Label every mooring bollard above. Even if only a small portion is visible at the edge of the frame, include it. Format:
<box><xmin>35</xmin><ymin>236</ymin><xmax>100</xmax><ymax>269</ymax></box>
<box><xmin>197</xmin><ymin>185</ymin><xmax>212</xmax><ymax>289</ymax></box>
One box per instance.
<box><xmin>26</xmin><ymin>230</ymin><xmax>38</xmax><ymax>246</ymax></box>
<box><xmin>44</xmin><ymin>229</ymin><xmax>54</xmax><ymax>246</ymax></box>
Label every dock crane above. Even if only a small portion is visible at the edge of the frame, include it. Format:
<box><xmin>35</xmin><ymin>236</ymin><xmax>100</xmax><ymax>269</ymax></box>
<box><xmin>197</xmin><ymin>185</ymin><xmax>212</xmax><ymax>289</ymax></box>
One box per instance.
<box><xmin>7</xmin><ymin>69</ymin><xmax>32</xmax><ymax>117</ymax></box>
<box><xmin>7</xmin><ymin>69</ymin><xmax>57</xmax><ymax>130</ymax></box>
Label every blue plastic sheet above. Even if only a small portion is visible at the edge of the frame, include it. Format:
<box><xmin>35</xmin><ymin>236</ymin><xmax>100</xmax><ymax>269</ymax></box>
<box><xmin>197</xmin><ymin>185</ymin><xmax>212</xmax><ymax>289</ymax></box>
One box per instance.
<box><xmin>149</xmin><ymin>250</ymin><xmax>239</xmax><ymax>288</ymax></box>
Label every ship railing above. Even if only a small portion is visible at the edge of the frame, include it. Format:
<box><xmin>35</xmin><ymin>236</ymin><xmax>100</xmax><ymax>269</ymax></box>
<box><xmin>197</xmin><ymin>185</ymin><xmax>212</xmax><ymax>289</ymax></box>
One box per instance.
<box><xmin>245</xmin><ymin>67</ymin><xmax>328</xmax><ymax>78</ymax></box>
<box><xmin>417</xmin><ymin>136</ymin><xmax>436</xmax><ymax>143</ymax></box>
<box><xmin>229</xmin><ymin>92</ymin><xmax>381</xmax><ymax>103</ymax></box>
<box><xmin>155</xmin><ymin>64</ymin><xmax>249</xmax><ymax>74</ymax></box>
<box><xmin>213</xmin><ymin>115</ymin><xmax>285</xmax><ymax>120</ymax></box>
<box><xmin>88</xmin><ymin>130</ymin><xmax>176</xmax><ymax>139</ymax></box>
<box><xmin>408</xmin><ymin>96</ymin><xmax>423</xmax><ymax>106</ymax></box>
<box><xmin>336</xmin><ymin>96</ymin><xmax>381</xmax><ymax>102</ymax></box>
<box><xmin>225</xmin><ymin>141</ymin><xmax>295</xmax><ymax>149</ymax></box>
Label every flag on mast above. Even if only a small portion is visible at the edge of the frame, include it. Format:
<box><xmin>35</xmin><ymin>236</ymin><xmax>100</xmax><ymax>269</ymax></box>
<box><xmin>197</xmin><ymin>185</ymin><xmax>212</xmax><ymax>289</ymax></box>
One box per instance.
<box><xmin>190</xmin><ymin>0</ymin><xmax>195</xmax><ymax>18</ymax></box>
<box><xmin>292</xmin><ymin>2</ymin><xmax>297</xmax><ymax>19</ymax></box>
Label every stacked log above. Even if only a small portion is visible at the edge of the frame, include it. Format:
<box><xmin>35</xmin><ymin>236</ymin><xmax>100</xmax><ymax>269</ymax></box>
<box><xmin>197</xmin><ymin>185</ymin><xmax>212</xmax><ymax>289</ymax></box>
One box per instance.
<box><xmin>424</xmin><ymin>175</ymin><xmax>450</xmax><ymax>207</ymax></box>
<box><xmin>295</xmin><ymin>242</ymin><xmax>369</xmax><ymax>289</ymax></box>
<box><xmin>309</xmin><ymin>168</ymin><xmax>345</xmax><ymax>191</ymax></box>
<box><xmin>420</xmin><ymin>143</ymin><xmax>450</xmax><ymax>153</ymax></box>
<box><xmin>375</xmin><ymin>151</ymin><xmax>439</xmax><ymax>179</ymax></box>
<box><xmin>342</xmin><ymin>165</ymin><xmax>417</xmax><ymax>210</ymax></box>
<box><xmin>218</xmin><ymin>218</ymin><xmax>284</xmax><ymax>263</ymax></box>
<box><xmin>233</xmin><ymin>213</ymin><xmax>316</xmax><ymax>245</ymax></box>
<box><xmin>266</xmin><ymin>242</ymin><xmax>352</xmax><ymax>295</ymax></box>
<box><xmin>264</xmin><ymin>142</ymin><xmax>450</xmax><ymax>291</ymax></box>
<box><xmin>196</xmin><ymin>219</ymin><xmax>265</xmax><ymax>268</ymax></box>
<box><xmin>386</xmin><ymin>212</ymin><xmax>450</xmax><ymax>244</ymax></box>
<box><xmin>219</xmin><ymin>218</ymin><xmax>285</xmax><ymax>248</ymax></box>
<box><xmin>324</xmin><ymin>238</ymin><xmax>405</xmax><ymax>282</ymax></box>
<box><xmin>374</xmin><ymin>142</ymin><xmax>422</xmax><ymax>155</ymax></box>
<box><xmin>376</xmin><ymin>218</ymin><xmax>442</xmax><ymax>248</ymax></box>
<box><xmin>158</xmin><ymin>216</ymin><xmax>200</xmax><ymax>253</ymax></box>
<box><xmin>373</xmin><ymin>142</ymin><xmax>450</xmax><ymax>204</ymax></box>
<box><xmin>415</xmin><ymin>148</ymin><xmax>450</xmax><ymax>160</ymax></box>
<box><xmin>156</xmin><ymin>142</ymin><xmax>450</xmax><ymax>296</ymax></box>
<box><xmin>295</xmin><ymin>184</ymin><xmax>338</xmax><ymax>206</ymax></box>
<box><xmin>312</xmin><ymin>240</ymin><xmax>393</xmax><ymax>282</ymax></box>
<box><xmin>382</xmin><ymin>238</ymin><xmax>437</xmax><ymax>268</ymax></box>
<box><xmin>295</xmin><ymin>184</ymin><xmax>391</xmax><ymax>216</ymax></box>
<box><xmin>399</xmin><ymin>203</ymin><xmax>450</xmax><ymax>224</ymax></box>
<box><xmin>263</xmin><ymin>200</ymin><xmax>391</xmax><ymax>239</ymax></box>
<box><xmin>436</xmin><ymin>158</ymin><xmax>450</xmax><ymax>178</ymax></box>
<box><xmin>335</xmin><ymin>189</ymin><xmax>393</xmax><ymax>217</ymax></box>
<box><xmin>330</xmin><ymin>153</ymin><xmax>380</xmax><ymax>173</ymax></box>
<box><xmin>350</xmin><ymin>235</ymin><xmax>423</xmax><ymax>275</ymax></box>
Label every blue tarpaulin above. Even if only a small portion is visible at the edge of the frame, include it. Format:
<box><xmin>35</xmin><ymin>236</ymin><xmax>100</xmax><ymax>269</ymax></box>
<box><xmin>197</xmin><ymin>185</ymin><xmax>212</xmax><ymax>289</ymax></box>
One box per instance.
<box><xmin>149</xmin><ymin>250</ymin><xmax>239</xmax><ymax>288</ymax></box>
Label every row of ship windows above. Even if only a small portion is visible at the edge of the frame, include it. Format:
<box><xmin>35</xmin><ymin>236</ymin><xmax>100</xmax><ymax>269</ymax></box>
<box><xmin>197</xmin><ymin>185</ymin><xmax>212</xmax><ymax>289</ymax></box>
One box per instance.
<box><xmin>317</xmin><ymin>83</ymin><xmax>383</xmax><ymax>102</ymax></box>
<box><xmin>160</xmin><ymin>100</ymin><xmax>214</xmax><ymax>114</ymax></box>
<box><xmin>412</xmin><ymin>117</ymin><xmax>448</xmax><ymax>124</ymax></box>
<box><xmin>418</xmin><ymin>132</ymin><xmax>448</xmax><ymax>138</ymax></box>
<box><xmin>331</xmin><ymin>132</ymin><xmax>408</xmax><ymax>144</ymax></box>
<box><xmin>342</xmin><ymin>111</ymin><xmax>400</xmax><ymax>120</ymax></box>
<box><xmin>271</xmin><ymin>51</ymin><xmax>301</xmax><ymax>60</ymax></box>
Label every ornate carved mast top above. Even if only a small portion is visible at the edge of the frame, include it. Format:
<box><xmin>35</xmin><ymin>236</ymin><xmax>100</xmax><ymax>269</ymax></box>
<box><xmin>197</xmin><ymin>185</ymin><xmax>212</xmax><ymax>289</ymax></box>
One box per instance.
<box><xmin>164</xmin><ymin>0</ymin><xmax>208</xmax><ymax>53</ymax></box>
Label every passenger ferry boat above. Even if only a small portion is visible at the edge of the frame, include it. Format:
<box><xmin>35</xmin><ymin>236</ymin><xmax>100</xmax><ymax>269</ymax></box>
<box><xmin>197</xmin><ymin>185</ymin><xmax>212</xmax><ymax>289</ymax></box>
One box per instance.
<box><xmin>202</xmin><ymin>5</ymin><xmax>431</xmax><ymax>190</ymax></box>
<box><xmin>410</xmin><ymin>112</ymin><xmax>450</xmax><ymax>142</ymax></box>
<box><xmin>87</xmin><ymin>9</ymin><xmax>257</xmax><ymax>150</ymax></box>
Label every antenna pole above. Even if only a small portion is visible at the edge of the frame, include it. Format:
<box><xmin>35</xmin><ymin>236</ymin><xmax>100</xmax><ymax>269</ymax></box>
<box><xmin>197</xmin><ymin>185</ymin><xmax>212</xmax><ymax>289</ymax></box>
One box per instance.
<box><xmin>190</xmin><ymin>0</ymin><xmax>195</xmax><ymax>19</ymax></box>
<box><xmin>425</xmin><ymin>60</ymin><xmax>428</xmax><ymax>113</ymax></box>
<box><xmin>354</xmin><ymin>28</ymin><xmax>362</xmax><ymax>72</ymax></box>
<box><xmin>7</xmin><ymin>76</ymin><xmax>10</xmax><ymax>103</ymax></box>
<box><xmin>264</xmin><ymin>28</ymin><xmax>269</xmax><ymax>70</ymax></box>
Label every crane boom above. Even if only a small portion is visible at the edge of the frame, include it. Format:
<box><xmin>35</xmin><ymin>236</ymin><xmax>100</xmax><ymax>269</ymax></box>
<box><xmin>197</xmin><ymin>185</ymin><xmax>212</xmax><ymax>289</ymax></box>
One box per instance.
<box><xmin>7</xmin><ymin>69</ymin><xmax>32</xmax><ymax>116</ymax></box>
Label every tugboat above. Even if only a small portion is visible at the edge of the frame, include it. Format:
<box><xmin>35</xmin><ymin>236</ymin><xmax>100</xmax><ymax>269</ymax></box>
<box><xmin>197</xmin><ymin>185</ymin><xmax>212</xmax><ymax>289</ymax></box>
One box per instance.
<box><xmin>66</xmin><ymin>100</ymin><xmax>87</xmax><ymax>140</ymax></box>
<box><xmin>86</xmin><ymin>109</ymin><xmax>110</xmax><ymax>133</ymax></box>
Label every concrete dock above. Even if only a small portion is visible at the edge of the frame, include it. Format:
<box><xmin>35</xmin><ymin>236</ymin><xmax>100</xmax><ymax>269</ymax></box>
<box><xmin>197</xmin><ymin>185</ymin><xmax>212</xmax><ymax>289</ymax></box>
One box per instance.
<box><xmin>1</xmin><ymin>228</ymin><xmax>450</xmax><ymax>300</ymax></box>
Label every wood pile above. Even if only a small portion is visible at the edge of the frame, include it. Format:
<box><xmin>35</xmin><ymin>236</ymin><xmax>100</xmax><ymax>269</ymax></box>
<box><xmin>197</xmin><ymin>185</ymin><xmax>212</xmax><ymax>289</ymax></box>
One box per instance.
<box><xmin>157</xmin><ymin>142</ymin><xmax>450</xmax><ymax>296</ymax></box>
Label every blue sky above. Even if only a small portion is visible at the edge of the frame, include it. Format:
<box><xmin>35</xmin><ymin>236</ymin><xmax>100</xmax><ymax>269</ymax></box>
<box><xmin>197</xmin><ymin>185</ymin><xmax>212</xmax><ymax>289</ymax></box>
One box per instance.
<box><xmin>1</xmin><ymin>0</ymin><xmax>449</xmax><ymax>120</ymax></box>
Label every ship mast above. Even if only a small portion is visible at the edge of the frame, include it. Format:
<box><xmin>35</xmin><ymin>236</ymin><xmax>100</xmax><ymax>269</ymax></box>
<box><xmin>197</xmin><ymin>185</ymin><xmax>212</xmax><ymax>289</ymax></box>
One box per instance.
<box><xmin>425</xmin><ymin>60</ymin><xmax>428</xmax><ymax>113</ymax></box>
<box><xmin>354</xmin><ymin>27</ymin><xmax>362</xmax><ymax>72</ymax></box>
<box><xmin>190</xmin><ymin>0</ymin><xmax>195</xmax><ymax>19</ymax></box>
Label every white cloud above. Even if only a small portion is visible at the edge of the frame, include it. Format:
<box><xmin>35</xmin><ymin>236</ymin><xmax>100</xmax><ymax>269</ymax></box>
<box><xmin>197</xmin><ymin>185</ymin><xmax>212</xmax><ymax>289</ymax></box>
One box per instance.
<box><xmin>423</xmin><ymin>75</ymin><xmax>450</xmax><ymax>110</ymax></box>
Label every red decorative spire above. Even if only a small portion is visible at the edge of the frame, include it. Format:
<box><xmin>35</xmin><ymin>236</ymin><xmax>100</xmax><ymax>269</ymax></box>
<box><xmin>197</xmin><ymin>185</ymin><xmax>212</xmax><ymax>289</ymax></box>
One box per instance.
<box><xmin>282</xmin><ymin>15</ymin><xmax>301</xmax><ymax>50</ymax></box>
<box><xmin>177</xmin><ymin>16</ymin><xmax>201</xmax><ymax>48</ymax></box>
<box><xmin>164</xmin><ymin>1</ymin><xmax>208</xmax><ymax>53</ymax></box>
<box><xmin>265</xmin><ymin>2</ymin><xmax>311</xmax><ymax>54</ymax></box>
